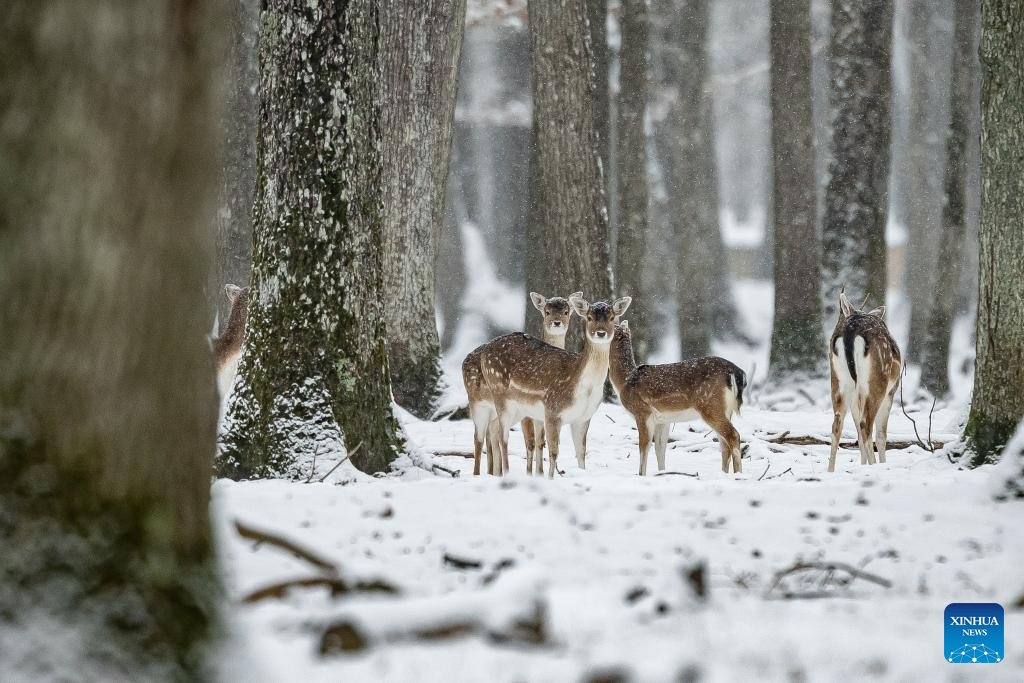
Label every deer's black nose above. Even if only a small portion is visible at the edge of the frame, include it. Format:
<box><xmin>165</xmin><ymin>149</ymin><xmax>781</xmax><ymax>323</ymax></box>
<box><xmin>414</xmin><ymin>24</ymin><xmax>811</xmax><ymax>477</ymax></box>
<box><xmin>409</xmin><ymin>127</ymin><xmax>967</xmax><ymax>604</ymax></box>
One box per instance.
<box><xmin>596</xmin><ymin>330</ymin><xmax>607</xmax><ymax>338</ymax></box>
<box><xmin>552</xmin><ymin>320</ymin><xmax>562</xmax><ymax>327</ymax></box>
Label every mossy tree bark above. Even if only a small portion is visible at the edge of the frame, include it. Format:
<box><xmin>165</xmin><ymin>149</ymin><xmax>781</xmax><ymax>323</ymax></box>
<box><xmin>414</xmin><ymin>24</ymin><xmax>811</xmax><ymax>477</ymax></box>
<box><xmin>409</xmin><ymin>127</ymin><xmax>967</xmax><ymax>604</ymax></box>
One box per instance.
<box><xmin>220</xmin><ymin>0</ymin><xmax>404</xmax><ymax>478</ymax></box>
<box><xmin>379</xmin><ymin>0</ymin><xmax>466</xmax><ymax>419</ymax></box>
<box><xmin>214</xmin><ymin>0</ymin><xmax>259</xmax><ymax>324</ymax></box>
<box><xmin>768</xmin><ymin>0</ymin><xmax>825</xmax><ymax>382</ymax></box>
<box><xmin>921</xmin><ymin>1</ymin><xmax>977</xmax><ymax>398</ymax></box>
<box><xmin>821</xmin><ymin>0</ymin><xmax>893</xmax><ymax>319</ymax></box>
<box><xmin>965</xmin><ymin>0</ymin><xmax>1024</xmax><ymax>466</ymax></box>
<box><xmin>0</xmin><ymin>1</ymin><xmax>225</xmax><ymax>678</ymax></box>
<box><xmin>526</xmin><ymin>0</ymin><xmax>613</xmax><ymax>352</ymax></box>
<box><xmin>614</xmin><ymin>0</ymin><xmax>653</xmax><ymax>362</ymax></box>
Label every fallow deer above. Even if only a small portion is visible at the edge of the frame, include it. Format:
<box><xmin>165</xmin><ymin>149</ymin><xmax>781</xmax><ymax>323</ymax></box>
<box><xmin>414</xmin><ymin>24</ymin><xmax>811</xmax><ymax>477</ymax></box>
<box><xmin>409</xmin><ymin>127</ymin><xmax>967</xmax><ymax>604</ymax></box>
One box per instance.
<box><xmin>517</xmin><ymin>291</ymin><xmax>581</xmax><ymax>475</ymax></box>
<box><xmin>463</xmin><ymin>295</ymin><xmax>631</xmax><ymax>477</ymax></box>
<box><xmin>827</xmin><ymin>290</ymin><xmax>901</xmax><ymax>472</ymax></box>
<box><xmin>609</xmin><ymin>320</ymin><xmax>746</xmax><ymax>475</ymax></box>
<box><xmin>213</xmin><ymin>284</ymin><xmax>248</xmax><ymax>400</ymax></box>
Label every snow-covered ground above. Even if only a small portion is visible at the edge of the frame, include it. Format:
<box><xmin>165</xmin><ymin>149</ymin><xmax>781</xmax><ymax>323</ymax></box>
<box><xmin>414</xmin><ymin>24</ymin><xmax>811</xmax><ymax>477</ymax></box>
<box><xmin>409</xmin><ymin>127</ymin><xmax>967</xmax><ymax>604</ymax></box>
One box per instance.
<box><xmin>214</xmin><ymin>281</ymin><xmax>1021</xmax><ymax>681</ymax></box>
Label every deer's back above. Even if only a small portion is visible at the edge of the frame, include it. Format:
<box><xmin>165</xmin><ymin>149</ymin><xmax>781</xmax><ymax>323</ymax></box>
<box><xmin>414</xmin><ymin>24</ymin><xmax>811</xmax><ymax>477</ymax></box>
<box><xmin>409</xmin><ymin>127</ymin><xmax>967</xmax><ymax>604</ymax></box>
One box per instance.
<box><xmin>623</xmin><ymin>356</ymin><xmax>740</xmax><ymax>413</ymax></box>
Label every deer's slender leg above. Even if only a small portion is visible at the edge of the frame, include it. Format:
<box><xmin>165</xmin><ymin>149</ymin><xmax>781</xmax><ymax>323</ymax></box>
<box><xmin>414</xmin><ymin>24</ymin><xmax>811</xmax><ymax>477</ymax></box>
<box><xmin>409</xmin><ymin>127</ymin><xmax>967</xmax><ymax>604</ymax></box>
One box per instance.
<box><xmin>828</xmin><ymin>399</ymin><xmax>847</xmax><ymax>473</ymax></box>
<box><xmin>653</xmin><ymin>423</ymin><xmax>669</xmax><ymax>471</ymax></box>
<box><xmin>470</xmin><ymin>404</ymin><xmax>492</xmax><ymax>476</ymax></box>
<box><xmin>707</xmin><ymin>416</ymin><xmax>741</xmax><ymax>474</ymax></box>
<box><xmin>496</xmin><ymin>412</ymin><xmax>514</xmax><ymax>476</ymax></box>
<box><xmin>875</xmin><ymin>390</ymin><xmax>895</xmax><ymax>464</ymax></box>
<box><xmin>571</xmin><ymin>421</ymin><xmax>587</xmax><ymax>471</ymax></box>
<box><xmin>535</xmin><ymin>422</ymin><xmax>545</xmax><ymax>476</ymax></box>
<box><xmin>860</xmin><ymin>391</ymin><xmax>881</xmax><ymax>466</ymax></box>
<box><xmin>582</xmin><ymin>419</ymin><xmax>590</xmax><ymax>454</ymax></box>
<box><xmin>523</xmin><ymin>419</ymin><xmax>536</xmax><ymax>475</ymax></box>
<box><xmin>637</xmin><ymin>416</ymin><xmax>652</xmax><ymax>476</ymax></box>
<box><xmin>544</xmin><ymin>413</ymin><xmax>562</xmax><ymax>479</ymax></box>
<box><xmin>486</xmin><ymin>418</ymin><xmax>502</xmax><ymax>475</ymax></box>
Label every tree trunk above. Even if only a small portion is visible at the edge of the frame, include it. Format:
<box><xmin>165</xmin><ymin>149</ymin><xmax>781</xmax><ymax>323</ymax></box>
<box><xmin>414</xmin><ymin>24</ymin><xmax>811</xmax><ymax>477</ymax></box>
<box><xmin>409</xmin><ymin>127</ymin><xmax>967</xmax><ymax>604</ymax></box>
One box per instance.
<box><xmin>614</xmin><ymin>0</ymin><xmax>653</xmax><ymax>362</ymax></box>
<box><xmin>899</xmin><ymin>1</ymin><xmax>946</xmax><ymax>363</ymax></box>
<box><xmin>0</xmin><ymin>1</ymin><xmax>223</xmax><ymax>677</ymax></box>
<box><xmin>220</xmin><ymin>0</ymin><xmax>404</xmax><ymax>478</ymax></box>
<box><xmin>214</xmin><ymin>0</ymin><xmax>258</xmax><ymax>324</ymax></box>
<box><xmin>588</xmin><ymin>0</ymin><xmax>612</xmax><ymax>209</ymax></box>
<box><xmin>526</xmin><ymin>0</ymin><xmax>612</xmax><ymax>351</ymax></box>
<box><xmin>821</xmin><ymin>0</ymin><xmax>893</xmax><ymax>318</ymax></box>
<box><xmin>965</xmin><ymin>0</ymin><xmax>1024</xmax><ymax>466</ymax></box>
<box><xmin>920</xmin><ymin>0</ymin><xmax>977</xmax><ymax>398</ymax></box>
<box><xmin>768</xmin><ymin>0</ymin><xmax>825</xmax><ymax>381</ymax></box>
<box><xmin>379</xmin><ymin>0</ymin><xmax>466</xmax><ymax>418</ymax></box>
<box><xmin>650</xmin><ymin>0</ymin><xmax>723</xmax><ymax>359</ymax></box>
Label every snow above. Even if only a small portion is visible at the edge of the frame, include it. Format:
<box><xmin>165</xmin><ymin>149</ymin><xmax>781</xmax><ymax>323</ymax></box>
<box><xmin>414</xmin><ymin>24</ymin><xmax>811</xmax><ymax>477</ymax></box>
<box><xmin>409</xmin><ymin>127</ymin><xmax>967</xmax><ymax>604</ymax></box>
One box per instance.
<box><xmin>213</xmin><ymin>280</ymin><xmax>1023</xmax><ymax>681</ymax></box>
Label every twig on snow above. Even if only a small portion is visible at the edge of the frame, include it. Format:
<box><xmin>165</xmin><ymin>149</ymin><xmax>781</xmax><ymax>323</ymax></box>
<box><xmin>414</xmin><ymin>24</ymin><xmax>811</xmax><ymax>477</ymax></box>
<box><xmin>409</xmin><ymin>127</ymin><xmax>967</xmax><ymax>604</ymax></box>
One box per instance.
<box><xmin>431</xmin><ymin>463</ymin><xmax>461</xmax><ymax>478</ymax></box>
<box><xmin>757</xmin><ymin>461</ymin><xmax>771</xmax><ymax>481</ymax></box>
<box><xmin>762</xmin><ymin>467</ymin><xmax>793</xmax><ymax>480</ymax></box>
<box><xmin>235</xmin><ymin>519</ymin><xmax>338</xmax><ymax>574</ymax></box>
<box><xmin>899</xmin><ymin>364</ymin><xmax>939</xmax><ymax>453</ymax></box>
<box><xmin>654</xmin><ymin>470</ymin><xmax>699</xmax><ymax>478</ymax></box>
<box><xmin>316</xmin><ymin>441</ymin><xmax>363</xmax><ymax>483</ymax></box>
<box><xmin>240</xmin><ymin>575</ymin><xmax>398</xmax><ymax>603</ymax></box>
<box><xmin>767</xmin><ymin>560</ymin><xmax>892</xmax><ymax>599</ymax></box>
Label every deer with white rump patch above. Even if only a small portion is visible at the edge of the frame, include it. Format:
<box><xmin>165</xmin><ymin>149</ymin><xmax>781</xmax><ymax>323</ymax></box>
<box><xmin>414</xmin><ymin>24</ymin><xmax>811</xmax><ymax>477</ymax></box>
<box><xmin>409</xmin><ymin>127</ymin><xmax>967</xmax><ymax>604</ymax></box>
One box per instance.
<box><xmin>463</xmin><ymin>295</ymin><xmax>631</xmax><ymax>477</ymax></box>
<box><xmin>827</xmin><ymin>289</ymin><xmax>901</xmax><ymax>472</ymax></box>
<box><xmin>609</xmin><ymin>320</ymin><xmax>746</xmax><ymax>475</ymax></box>
<box><xmin>213</xmin><ymin>284</ymin><xmax>249</xmax><ymax>400</ymax></box>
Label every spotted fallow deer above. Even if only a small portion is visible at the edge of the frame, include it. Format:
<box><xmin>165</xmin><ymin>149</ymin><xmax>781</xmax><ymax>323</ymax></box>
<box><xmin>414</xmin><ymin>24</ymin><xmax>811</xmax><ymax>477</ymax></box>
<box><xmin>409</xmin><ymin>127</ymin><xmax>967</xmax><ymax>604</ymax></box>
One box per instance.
<box><xmin>609</xmin><ymin>320</ymin><xmax>746</xmax><ymax>475</ymax></box>
<box><xmin>463</xmin><ymin>295</ymin><xmax>631</xmax><ymax>477</ymax></box>
<box><xmin>213</xmin><ymin>284</ymin><xmax>248</xmax><ymax>400</ymax></box>
<box><xmin>827</xmin><ymin>290</ymin><xmax>901</xmax><ymax>472</ymax></box>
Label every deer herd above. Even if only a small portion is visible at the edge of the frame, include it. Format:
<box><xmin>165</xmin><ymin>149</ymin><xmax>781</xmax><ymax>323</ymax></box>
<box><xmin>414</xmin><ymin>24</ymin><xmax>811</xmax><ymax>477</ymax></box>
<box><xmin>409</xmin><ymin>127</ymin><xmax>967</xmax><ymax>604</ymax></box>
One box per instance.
<box><xmin>214</xmin><ymin>282</ymin><xmax>901</xmax><ymax>479</ymax></box>
<box><xmin>463</xmin><ymin>288</ymin><xmax>901</xmax><ymax>478</ymax></box>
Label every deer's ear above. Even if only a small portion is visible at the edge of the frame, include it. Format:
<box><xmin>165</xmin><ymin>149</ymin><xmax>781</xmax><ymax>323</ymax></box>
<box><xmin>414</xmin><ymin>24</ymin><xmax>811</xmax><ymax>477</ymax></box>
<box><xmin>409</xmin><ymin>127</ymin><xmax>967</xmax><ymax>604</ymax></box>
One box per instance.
<box><xmin>867</xmin><ymin>305</ymin><xmax>886</xmax><ymax>319</ymax></box>
<box><xmin>618</xmin><ymin>319</ymin><xmax>630</xmax><ymax>333</ymax></box>
<box><xmin>225</xmin><ymin>284</ymin><xmax>243</xmax><ymax>304</ymax></box>
<box><xmin>529</xmin><ymin>292</ymin><xmax>546</xmax><ymax>312</ymax></box>
<box><xmin>569</xmin><ymin>294</ymin><xmax>589</xmax><ymax>317</ymax></box>
<box><xmin>838</xmin><ymin>289</ymin><xmax>853</xmax><ymax>318</ymax></box>
<box><xmin>612</xmin><ymin>296</ymin><xmax>632</xmax><ymax>317</ymax></box>
<box><xmin>569</xmin><ymin>291</ymin><xmax>584</xmax><ymax>301</ymax></box>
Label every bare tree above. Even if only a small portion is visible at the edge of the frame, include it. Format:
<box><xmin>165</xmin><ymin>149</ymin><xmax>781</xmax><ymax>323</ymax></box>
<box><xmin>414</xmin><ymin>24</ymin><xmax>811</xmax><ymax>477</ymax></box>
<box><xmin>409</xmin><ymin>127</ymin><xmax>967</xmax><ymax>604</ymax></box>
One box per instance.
<box><xmin>821</xmin><ymin>0</ymin><xmax>894</xmax><ymax>317</ymax></box>
<box><xmin>525</xmin><ymin>0</ymin><xmax>612</xmax><ymax>351</ymax></box>
<box><xmin>221</xmin><ymin>0</ymin><xmax>403</xmax><ymax>478</ymax></box>
<box><xmin>0</xmin><ymin>1</ymin><xmax>224</xmax><ymax>678</ymax></box>
<box><xmin>921</xmin><ymin>1</ymin><xmax>978</xmax><ymax>397</ymax></box>
<box><xmin>768</xmin><ymin>0</ymin><xmax>825</xmax><ymax>382</ymax></box>
<box><xmin>379</xmin><ymin>0</ymin><xmax>467</xmax><ymax>418</ymax></box>
<box><xmin>214</xmin><ymin>0</ymin><xmax>259</xmax><ymax>323</ymax></box>
<box><xmin>965</xmin><ymin>0</ymin><xmax>1024</xmax><ymax>466</ymax></box>
<box><xmin>615</xmin><ymin>0</ymin><xmax>654</xmax><ymax>361</ymax></box>
<box><xmin>589</xmin><ymin>0</ymin><xmax>612</xmax><ymax>205</ymax></box>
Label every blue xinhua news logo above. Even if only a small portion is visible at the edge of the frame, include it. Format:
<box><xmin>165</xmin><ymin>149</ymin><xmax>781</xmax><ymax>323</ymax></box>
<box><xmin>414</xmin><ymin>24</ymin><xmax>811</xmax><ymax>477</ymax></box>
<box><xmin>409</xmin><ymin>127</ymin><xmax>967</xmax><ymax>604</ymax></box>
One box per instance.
<box><xmin>945</xmin><ymin>603</ymin><xmax>1004</xmax><ymax>663</ymax></box>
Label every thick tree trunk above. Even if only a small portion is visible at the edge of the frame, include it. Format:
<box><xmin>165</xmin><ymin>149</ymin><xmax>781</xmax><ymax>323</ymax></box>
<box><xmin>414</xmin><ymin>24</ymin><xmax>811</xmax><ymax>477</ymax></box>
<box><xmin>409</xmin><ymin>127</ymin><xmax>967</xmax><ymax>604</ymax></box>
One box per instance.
<box><xmin>821</xmin><ymin>0</ymin><xmax>893</xmax><ymax>318</ymax></box>
<box><xmin>526</xmin><ymin>0</ymin><xmax>612</xmax><ymax>351</ymax></box>
<box><xmin>768</xmin><ymin>0</ymin><xmax>825</xmax><ymax>381</ymax></box>
<box><xmin>221</xmin><ymin>0</ymin><xmax>404</xmax><ymax>478</ymax></box>
<box><xmin>614</xmin><ymin>0</ymin><xmax>653</xmax><ymax>362</ymax></box>
<box><xmin>965</xmin><ymin>0</ymin><xmax>1024</xmax><ymax>466</ymax></box>
<box><xmin>650</xmin><ymin>0</ymin><xmax>724</xmax><ymax>359</ymax></box>
<box><xmin>379</xmin><ymin>0</ymin><xmax>466</xmax><ymax>418</ymax></box>
<box><xmin>588</xmin><ymin>0</ymin><xmax>611</xmax><ymax>208</ymax></box>
<box><xmin>214</xmin><ymin>0</ymin><xmax>258</xmax><ymax>323</ymax></box>
<box><xmin>899</xmin><ymin>1</ymin><xmax>946</xmax><ymax>363</ymax></box>
<box><xmin>0</xmin><ymin>1</ymin><xmax>224</xmax><ymax>678</ymax></box>
<box><xmin>920</xmin><ymin>0</ymin><xmax>977</xmax><ymax>398</ymax></box>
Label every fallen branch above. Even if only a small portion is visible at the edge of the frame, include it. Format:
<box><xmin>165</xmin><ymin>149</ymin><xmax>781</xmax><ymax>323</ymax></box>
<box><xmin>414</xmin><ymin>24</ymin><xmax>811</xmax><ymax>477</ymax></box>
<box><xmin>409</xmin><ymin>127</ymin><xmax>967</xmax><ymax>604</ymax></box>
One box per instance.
<box><xmin>240</xmin><ymin>575</ymin><xmax>398</xmax><ymax>603</ymax></box>
<box><xmin>235</xmin><ymin>520</ymin><xmax>338</xmax><ymax>575</ymax></box>
<box><xmin>316</xmin><ymin>441</ymin><xmax>363</xmax><ymax>483</ymax></box>
<box><xmin>431</xmin><ymin>463</ymin><xmax>461</xmax><ymax>478</ymax></box>
<box><xmin>757</xmin><ymin>461</ymin><xmax>770</xmax><ymax>481</ymax></box>
<box><xmin>762</xmin><ymin>467</ymin><xmax>793</xmax><ymax>480</ymax></box>
<box><xmin>444</xmin><ymin>553</ymin><xmax>483</xmax><ymax>570</ymax></box>
<box><xmin>761</xmin><ymin>433</ymin><xmax>943</xmax><ymax>450</ymax></box>
<box><xmin>432</xmin><ymin>450</ymin><xmax>474</xmax><ymax>459</ymax></box>
<box><xmin>654</xmin><ymin>470</ymin><xmax>699</xmax><ymax>478</ymax></box>
<box><xmin>319</xmin><ymin>573</ymin><xmax>548</xmax><ymax>655</ymax></box>
<box><xmin>767</xmin><ymin>560</ymin><xmax>892</xmax><ymax>599</ymax></box>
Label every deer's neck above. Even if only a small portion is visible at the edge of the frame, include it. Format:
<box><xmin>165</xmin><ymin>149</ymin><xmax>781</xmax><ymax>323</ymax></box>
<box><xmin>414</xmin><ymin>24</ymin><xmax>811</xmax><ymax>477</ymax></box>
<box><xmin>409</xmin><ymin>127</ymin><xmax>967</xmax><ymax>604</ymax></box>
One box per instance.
<box><xmin>573</xmin><ymin>336</ymin><xmax>611</xmax><ymax>391</ymax></box>
<box><xmin>609</xmin><ymin>334</ymin><xmax>637</xmax><ymax>394</ymax></box>
<box><xmin>543</xmin><ymin>331</ymin><xmax>567</xmax><ymax>350</ymax></box>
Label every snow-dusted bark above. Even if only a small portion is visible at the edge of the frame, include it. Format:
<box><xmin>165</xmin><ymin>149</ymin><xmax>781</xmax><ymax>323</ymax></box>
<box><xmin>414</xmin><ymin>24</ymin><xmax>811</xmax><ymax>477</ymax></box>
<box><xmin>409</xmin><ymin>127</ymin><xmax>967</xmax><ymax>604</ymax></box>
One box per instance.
<box><xmin>650</xmin><ymin>0</ymin><xmax>732</xmax><ymax>359</ymax></box>
<box><xmin>614</xmin><ymin>0</ymin><xmax>654</xmax><ymax>362</ymax></box>
<box><xmin>214</xmin><ymin>0</ymin><xmax>258</xmax><ymax>323</ymax></box>
<box><xmin>768</xmin><ymin>0</ymin><xmax>824</xmax><ymax>382</ymax></box>
<box><xmin>588</xmin><ymin>0</ymin><xmax>611</xmax><ymax>206</ymax></box>
<box><xmin>965</xmin><ymin>0</ymin><xmax>1024</xmax><ymax>465</ymax></box>
<box><xmin>0</xmin><ymin>2</ymin><xmax>223</xmax><ymax>677</ymax></box>
<box><xmin>221</xmin><ymin>0</ymin><xmax>403</xmax><ymax>478</ymax></box>
<box><xmin>921</xmin><ymin>1</ymin><xmax>977</xmax><ymax>398</ymax></box>
<box><xmin>821</xmin><ymin>0</ymin><xmax>893</xmax><ymax>318</ymax></box>
<box><xmin>899</xmin><ymin>1</ymin><xmax>947</xmax><ymax>364</ymax></box>
<box><xmin>525</xmin><ymin>0</ymin><xmax>612</xmax><ymax>351</ymax></box>
<box><xmin>379</xmin><ymin>0</ymin><xmax>466</xmax><ymax>418</ymax></box>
